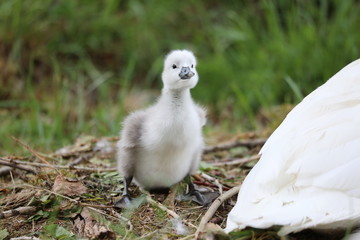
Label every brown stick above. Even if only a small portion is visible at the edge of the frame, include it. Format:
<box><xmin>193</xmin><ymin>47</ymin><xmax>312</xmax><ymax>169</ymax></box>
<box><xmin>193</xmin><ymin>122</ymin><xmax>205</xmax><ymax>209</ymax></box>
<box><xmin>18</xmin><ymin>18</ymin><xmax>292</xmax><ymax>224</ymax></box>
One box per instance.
<box><xmin>0</xmin><ymin>159</ymin><xmax>37</xmax><ymax>174</ymax></box>
<box><xmin>68</xmin><ymin>152</ymin><xmax>94</xmax><ymax>168</ymax></box>
<box><xmin>10</xmin><ymin>237</ymin><xmax>40</xmax><ymax>240</ymax></box>
<box><xmin>0</xmin><ymin>206</ymin><xmax>37</xmax><ymax>219</ymax></box>
<box><xmin>80</xmin><ymin>203</ymin><xmax>114</xmax><ymax>209</ymax></box>
<box><xmin>11</xmin><ymin>136</ymin><xmax>62</xmax><ymax>175</ymax></box>
<box><xmin>8</xmin><ymin>237</ymin><xmax>40</xmax><ymax>240</ymax></box>
<box><xmin>145</xmin><ymin>193</ymin><xmax>197</xmax><ymax>229</ymax></box>
<box><xmin>194</xmin><ymin>173</ymin><xmax>230</xmax><ymax>193</ymax></box>
<box><xmin>91</xmin><ymin>136</ymin><xmax>119</xmax><ymax>143</ymax></box>
<box><xmin>195</xmin><ymin>185</ymin><xmax>241</xmax><ymax>238</ymax></box>
<box><xmin>204</xmin><ymin>138</ymin><xmax>267</xmax><ymax>154</ymax></box>
<box><xmin>0</xmin><ymin>158</ymin><xmax>116</xmax><ymax>172</ymax></box>
<box><xmin>209</xmin><ymin>155</ymin><xmax>260</xmax><ymax>167</ymax></box>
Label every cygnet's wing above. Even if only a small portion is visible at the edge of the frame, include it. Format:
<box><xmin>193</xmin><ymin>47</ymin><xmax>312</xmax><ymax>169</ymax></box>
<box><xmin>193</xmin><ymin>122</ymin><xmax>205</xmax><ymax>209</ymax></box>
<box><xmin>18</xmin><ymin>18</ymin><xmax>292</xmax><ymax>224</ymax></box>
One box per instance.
<box><xmin>186</xmin><ymin>104</ymin><xmax>206</xmax><ymax>174</ymax></box>
<box><xmin>195</xmin><ymin>104</ymin><xmax>207</xmax><ymax>127</ymax></box>
<box><xmin>117</xmin><ymin>110</ymin><xmax>146</xmax><ymax>177</ymax></box>
<box><xmin>226</xmin><ymin>59</ymin><xmax>360</xmax><ymax>234</ymax></box>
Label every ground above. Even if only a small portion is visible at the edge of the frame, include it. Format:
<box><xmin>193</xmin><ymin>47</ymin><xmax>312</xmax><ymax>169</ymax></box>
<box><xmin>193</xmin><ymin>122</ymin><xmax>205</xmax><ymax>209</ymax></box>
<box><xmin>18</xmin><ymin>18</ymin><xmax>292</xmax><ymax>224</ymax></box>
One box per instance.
<box><xmin>0</xmin><ymin>135</ymin><xmax>345</xmax><ymax>240</ymax></box>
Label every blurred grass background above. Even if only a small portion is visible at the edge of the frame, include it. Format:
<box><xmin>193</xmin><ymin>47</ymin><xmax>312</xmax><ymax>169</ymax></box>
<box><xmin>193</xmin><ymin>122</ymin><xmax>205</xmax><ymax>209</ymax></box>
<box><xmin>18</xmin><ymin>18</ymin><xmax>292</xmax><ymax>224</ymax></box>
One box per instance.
<box><xmin>1</xmin><ymin>0</ymin><xmax>359</xmax><ymax>154</ymax></box>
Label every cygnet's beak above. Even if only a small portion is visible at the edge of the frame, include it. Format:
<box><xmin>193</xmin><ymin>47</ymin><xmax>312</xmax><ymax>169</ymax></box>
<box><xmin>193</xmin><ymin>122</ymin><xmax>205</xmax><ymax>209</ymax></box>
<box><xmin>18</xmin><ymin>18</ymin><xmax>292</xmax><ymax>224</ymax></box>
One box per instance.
<box><xmin>179</xmin><ymin>67</ymin><xmax>195</xmax><ymax>79</ymax></box>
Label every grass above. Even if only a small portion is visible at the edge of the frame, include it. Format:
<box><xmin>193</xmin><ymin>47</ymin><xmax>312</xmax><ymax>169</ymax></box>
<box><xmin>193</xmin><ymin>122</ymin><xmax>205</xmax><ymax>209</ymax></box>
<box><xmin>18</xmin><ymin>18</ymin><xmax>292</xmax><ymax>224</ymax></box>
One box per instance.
<box><xmin>1</xmin><ymin>0</ymin><xmax>360</xmax><ymax>154</ymax></box>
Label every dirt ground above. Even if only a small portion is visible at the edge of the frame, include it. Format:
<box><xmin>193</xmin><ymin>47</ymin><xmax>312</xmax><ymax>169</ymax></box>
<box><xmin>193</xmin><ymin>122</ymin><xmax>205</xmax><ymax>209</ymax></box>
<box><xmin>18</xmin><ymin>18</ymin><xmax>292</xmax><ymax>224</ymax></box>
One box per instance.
<box><xmin>0</xmin><ymin>135</ymin><xmax>346</xmax><ymax>240</ymax></box>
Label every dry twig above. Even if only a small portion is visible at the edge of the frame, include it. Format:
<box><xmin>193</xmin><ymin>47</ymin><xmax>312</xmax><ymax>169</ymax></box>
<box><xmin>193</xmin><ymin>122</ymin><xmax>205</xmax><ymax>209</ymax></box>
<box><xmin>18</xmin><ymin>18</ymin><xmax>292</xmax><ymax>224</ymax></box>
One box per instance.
<box><xmin>68</xmin><ymin>152</ymin><xmax>95</xmax><ymax>168</ymax></box>
<box><xmin>197</xmin><ymin>173</ymin><xmax>225</xmax><ymax>194</ymax></box>
<box><xmin>0</xmin><ymin>206</ymin><xmax>37</xmax><ymax>219</ymax></box>
<box><xmin>0</xmin><ymin>158</ymin><xmax>116</xmax><ymax>172</ymax></box>
<box><xmin>145</xmin><ymin>194</ymin><xmax>197</xmax><ymax>229</ymax></box>
<box><xmin>209</xmin><ymin>155</ymin><xmax>260</xmax><ymax>167</ymax></box>
<box><xmin>9</xmin><ymin>237</ymin><xmax>40</xmax><ymax>240</ymax></box>
<box><xmin>177</xmin><ymin>234</ymin><xmax>196</xmax><ymax>240</ymax></box>
<box><xmin>0</xmin><ymin>160</ymin><xmax>36</xmax><ymax>174</ymax></box>
<box><xmin>91</xmin><ymin>136</ymin><xmax>119</xmax><ymax>143</ymax></box>
<box><xmin>195</xmin><ymin>185</ymin><xmax>241</xmax><ymax>238</ymax></box>
<box><xmin>11</xmin><ymin>136</ymin><xmax>61</xmax><ymax>175</ymax></box>
<box><xmin>23</xmin><ymin>184</ymin><xmax>128</xmax><ymax>221</ymax></box>
<box><xmin>204</xmin><ymin>138</ymin><xmax>267</xmax><ymax>154</ymax></box>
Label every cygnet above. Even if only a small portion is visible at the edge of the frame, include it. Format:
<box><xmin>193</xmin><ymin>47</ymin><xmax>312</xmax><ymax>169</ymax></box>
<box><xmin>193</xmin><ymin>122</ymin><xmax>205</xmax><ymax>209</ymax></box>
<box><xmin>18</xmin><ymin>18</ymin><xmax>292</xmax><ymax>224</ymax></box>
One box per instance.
<box><xmin>115</xmin><ymin>49</ymin><xmax>207</xmax><ymax>208</ymax></box>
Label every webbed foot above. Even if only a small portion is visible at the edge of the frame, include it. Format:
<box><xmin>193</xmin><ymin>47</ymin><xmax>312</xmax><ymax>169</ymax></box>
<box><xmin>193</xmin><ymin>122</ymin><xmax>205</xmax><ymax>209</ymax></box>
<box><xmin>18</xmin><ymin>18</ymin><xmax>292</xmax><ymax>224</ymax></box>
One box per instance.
<box><xmin>114</xmin><ymin>194</ymin><xmax>132</xmax><ymax>209</ymax></box>
<box><xmin>183</xmin><ymin>175</ymin><xmax>220</xmax><ymax>205</ymax></box>
<box><xmin>187</xmin><ymin>190</ymin><xmax>219</xmax><ymax>205</ymax></box>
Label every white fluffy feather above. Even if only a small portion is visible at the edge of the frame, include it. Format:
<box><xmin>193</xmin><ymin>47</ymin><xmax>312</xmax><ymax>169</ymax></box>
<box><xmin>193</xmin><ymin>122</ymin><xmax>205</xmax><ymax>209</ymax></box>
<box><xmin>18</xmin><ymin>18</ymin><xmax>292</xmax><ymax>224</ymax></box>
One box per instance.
<box><xmin>117</xmin><ymin>50</ymin><xmax>205</xmax><ymax>190</ymax></box>
<box><xmin>226</xmin><ymin>59</ymin><xmax>360</xmax><ymax>236</ymax></box>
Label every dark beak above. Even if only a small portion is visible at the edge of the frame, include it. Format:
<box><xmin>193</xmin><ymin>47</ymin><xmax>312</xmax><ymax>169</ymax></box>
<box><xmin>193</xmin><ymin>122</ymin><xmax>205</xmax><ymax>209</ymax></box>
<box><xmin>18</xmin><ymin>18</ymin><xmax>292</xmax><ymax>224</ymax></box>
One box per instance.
<box><xmin>179</xmin><ymin>67</ymin><xmax>195</xmax><ymax>79</ymax></box>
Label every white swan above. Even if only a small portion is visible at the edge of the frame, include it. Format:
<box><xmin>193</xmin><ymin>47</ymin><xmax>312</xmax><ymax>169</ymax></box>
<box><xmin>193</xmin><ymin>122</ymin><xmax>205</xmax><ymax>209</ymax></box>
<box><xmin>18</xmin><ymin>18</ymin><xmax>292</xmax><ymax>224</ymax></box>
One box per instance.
<box><xmin>225</xmin><ymin>59</ymin><xmax>360</xmax><ymax>237</ymax></box>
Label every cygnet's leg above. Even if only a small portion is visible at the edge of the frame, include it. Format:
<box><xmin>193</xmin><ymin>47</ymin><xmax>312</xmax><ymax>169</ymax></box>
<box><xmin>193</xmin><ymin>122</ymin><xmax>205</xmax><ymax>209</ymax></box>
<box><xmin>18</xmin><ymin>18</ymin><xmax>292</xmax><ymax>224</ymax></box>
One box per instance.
<box><xmin>115</xmin><ymin>111</ymin><xmax>145</xmax><ymax>208</ymax></box>
<box><xmin>114</xmin><ymin>176</ymin><xmax>133</xmax><ymax>208</ymax></box>
<box><xmin>184</xmin><ymin>175</ymin><xmax>211</xmax><ymax>205</ymax></box>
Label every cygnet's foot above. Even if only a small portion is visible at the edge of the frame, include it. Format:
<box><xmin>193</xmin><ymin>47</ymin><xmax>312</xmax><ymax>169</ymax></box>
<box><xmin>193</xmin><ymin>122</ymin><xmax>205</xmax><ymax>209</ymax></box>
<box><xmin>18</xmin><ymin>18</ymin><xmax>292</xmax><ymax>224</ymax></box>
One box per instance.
<box><xmin>185</xmin><ymin>190</ymin><xmax>220</xmax><ymax>206</ymax></box>
<box><xmin>113</xmin><ymin>195</ymin><xmax>132</xmax><ymax>209</ymax></box>
<box><xmin>192</xmin><ymin>190</ymin><xmax>206</xmax><ymax>205</ymax></box>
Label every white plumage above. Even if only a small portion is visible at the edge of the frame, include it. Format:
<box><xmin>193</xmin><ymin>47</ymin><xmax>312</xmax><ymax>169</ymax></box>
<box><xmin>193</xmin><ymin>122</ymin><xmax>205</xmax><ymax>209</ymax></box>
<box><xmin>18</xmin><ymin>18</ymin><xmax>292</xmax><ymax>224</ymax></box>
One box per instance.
<box><xmin>226</xmin><ymin>59</ymin><xmax>360</xmax><ymax>236</ymax></box>
<box><xmin>117</xmin><ymin>49</ymin><xmax>205</xmax><ymax>190</ymax></box>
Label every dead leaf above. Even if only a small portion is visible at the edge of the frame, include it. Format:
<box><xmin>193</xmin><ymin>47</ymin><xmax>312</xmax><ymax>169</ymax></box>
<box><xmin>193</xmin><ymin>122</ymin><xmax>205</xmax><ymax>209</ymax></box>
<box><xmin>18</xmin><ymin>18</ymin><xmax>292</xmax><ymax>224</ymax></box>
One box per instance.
<box><xmin>52</xmin><ymin>175</ymin><xmax>87</xmax><ymax>196</ymax></box>
<box><xmin>73</xmin><ymin>207</ymin><xmax>115</xmax><ymax>239</ymax></box>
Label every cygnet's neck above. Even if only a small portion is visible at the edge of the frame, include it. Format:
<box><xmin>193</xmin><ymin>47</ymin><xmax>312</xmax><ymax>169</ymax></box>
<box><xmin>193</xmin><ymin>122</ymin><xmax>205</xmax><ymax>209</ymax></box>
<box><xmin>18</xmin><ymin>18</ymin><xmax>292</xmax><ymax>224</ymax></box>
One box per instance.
<box><xmin>160</xmin><ymin>87</ymin><xmax>192</xmax><ymax>108</ymax></box>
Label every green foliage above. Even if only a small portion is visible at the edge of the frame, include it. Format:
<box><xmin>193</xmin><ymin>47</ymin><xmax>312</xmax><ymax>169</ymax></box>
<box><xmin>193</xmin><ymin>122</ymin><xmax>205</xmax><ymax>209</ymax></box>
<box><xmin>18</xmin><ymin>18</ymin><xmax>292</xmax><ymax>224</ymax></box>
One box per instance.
<box><xmin>89</xmin><ymin>209</ymin><xmax>135</xmax><ymax>238</ymax></box>
<box><xmin>199</xmin><ymin>161</ymin><xmax>218</xmax><ymax>171</ymax></box>
<box><xmin>43</xmin><ymin>224</ymin><xmax>76</xmax><ymax>240</ymax></box>
<box><xmin>1</xmin><ymin>0</ymin><xmax>360</xmax><ymax>152</ymax></box>
<box><xmin>91</xmin><ymin>171</ymin><xmax>122</xmax><ymax>186</ymax></box>
<box><xmin>0</xmin><ymin>228</ymin><xmax>9</xmax><ymax>240</ymax></box>
<box><xmin>229</xmin><ymin>229</ymin><xmax>256</xmax><ymax>240</ymax></box>
<box><xmin>229</xmin><ymin>228</ymin><xmax>279</xmax><ymax>240</ymax></box>
<box><xmin>26</xmin><ymin>194</ymin><xmax>54</xmax><ymax>222</ymax></box>
<box><xmin>26</xmin><ymin>195</ymin><xmax>82</xmax><ymax>223</ymax></box>
<box><xmin>27</xmin><ymin>210</ymin><xmax>50</xmax><ymax>222</ymax></box>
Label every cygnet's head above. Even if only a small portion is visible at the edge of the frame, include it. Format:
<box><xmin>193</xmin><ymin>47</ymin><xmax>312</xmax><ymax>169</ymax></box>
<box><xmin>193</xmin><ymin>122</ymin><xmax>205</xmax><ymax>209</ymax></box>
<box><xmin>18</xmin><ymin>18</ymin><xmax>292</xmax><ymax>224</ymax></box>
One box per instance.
<box><xmin>161</xmin><ymin>49</ymin><xmax>198</xmax><ymax>90</ymax></box>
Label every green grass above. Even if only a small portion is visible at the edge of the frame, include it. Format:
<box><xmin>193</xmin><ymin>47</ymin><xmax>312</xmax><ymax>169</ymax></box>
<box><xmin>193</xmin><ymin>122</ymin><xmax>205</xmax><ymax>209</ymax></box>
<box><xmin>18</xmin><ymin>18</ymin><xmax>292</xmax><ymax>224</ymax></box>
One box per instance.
<box><xmin>1</xmin><ymin>0</ymin><xmax>360</xmax><ymax>154</ymax></box>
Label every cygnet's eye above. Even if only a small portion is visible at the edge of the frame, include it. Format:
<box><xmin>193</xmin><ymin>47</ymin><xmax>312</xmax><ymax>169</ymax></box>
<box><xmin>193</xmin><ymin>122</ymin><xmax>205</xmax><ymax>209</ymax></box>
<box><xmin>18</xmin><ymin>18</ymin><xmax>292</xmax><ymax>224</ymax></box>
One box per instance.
<box><xmin>172</xmin><ymin>64</ymin><xmax>177</xmax><ymax>69</ymax></box>
<box><xmin>191</xmin><ymin>64</ymin><xmax>194</xmax><ymax>68</ymax></box>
